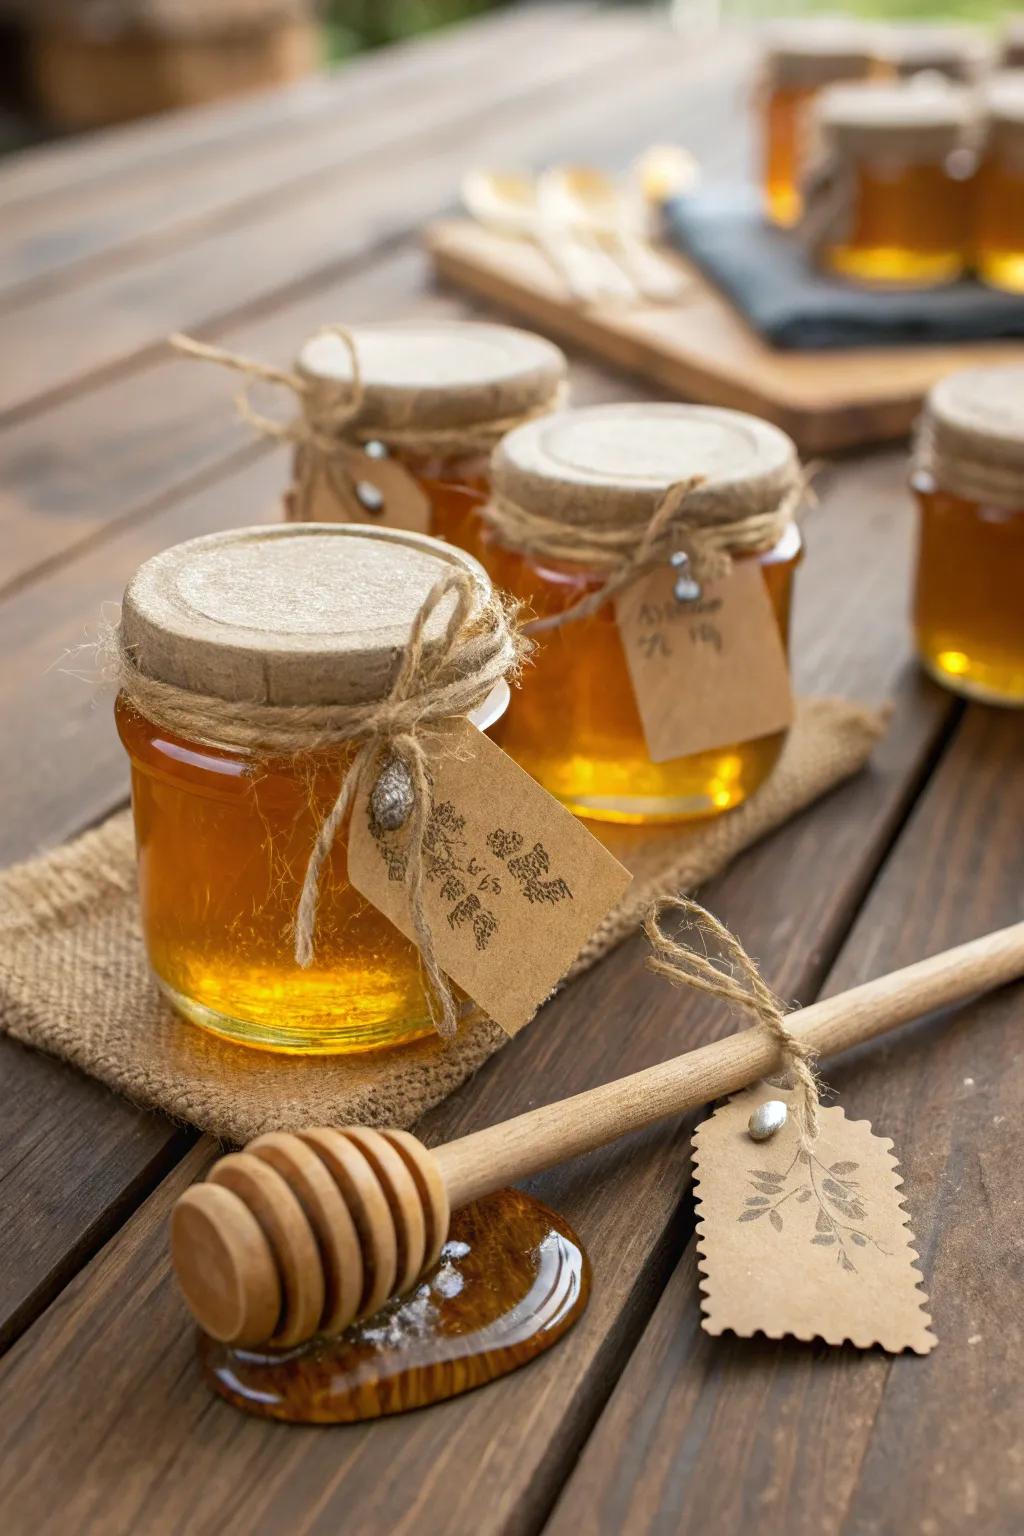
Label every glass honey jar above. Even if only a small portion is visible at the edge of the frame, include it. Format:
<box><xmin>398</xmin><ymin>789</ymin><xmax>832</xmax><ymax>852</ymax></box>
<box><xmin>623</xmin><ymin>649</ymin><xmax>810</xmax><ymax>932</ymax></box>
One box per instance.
<box><xmin>810</xmin><ymin>81</ymin><xmax>974</xmax><ymax>288</ymax></box>
<box><xmin>912</xmin><ymin>365</ymin><xmax>1024</xmax><ymax>706</ymax></box>
<box><xmin>759</xmin><ymin>20</ymin><xmax>882</xmax><ymax>227</ymax></box>
<box><xmin>483</xmin><ymin>403</ymin><xmax>804</xmax><ymax>824</ymax></box>
<box><xmin>291</xmin><ymin>321</ymin><xmax>567</xmax><ymax>559</ymax></box>
<box><xmin>115</xmin><ymin>523</ymin><xmax>514</xmax><ymax>1054</ymax></box>
<box><xmin>973</xmin><ymin>73</ymin><xmax>1024</xmax><ymax>294</ymax></box>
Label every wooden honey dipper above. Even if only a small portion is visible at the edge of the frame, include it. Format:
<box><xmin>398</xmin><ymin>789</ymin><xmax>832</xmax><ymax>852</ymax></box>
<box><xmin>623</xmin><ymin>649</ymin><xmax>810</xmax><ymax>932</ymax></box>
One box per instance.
<box><xmin>172</xmin><ymin>920</ymin><xmax>1024</xmax><ymax>1348</ymax></box>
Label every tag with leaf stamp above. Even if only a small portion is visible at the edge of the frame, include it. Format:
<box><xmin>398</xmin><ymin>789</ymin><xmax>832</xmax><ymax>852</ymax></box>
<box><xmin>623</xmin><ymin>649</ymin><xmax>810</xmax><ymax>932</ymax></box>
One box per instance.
<box><xmin>692</xmin><ymin>1084</ymin><xmax>936</xmax><ymax>1354</ymax></box>
<box><xmin>348</xmin><ymin>719</ymin><xmax>633</xmax><ymax>1036</ymax></box>
<box><xmin>300</xmin><ymin>445</ymin><xmax>431</xmax><ymax>533</ymax></box>
<box><xmin>615</xmin><ymin>561</ymin><xmax>793</xmax><ymax>764</ymax></box>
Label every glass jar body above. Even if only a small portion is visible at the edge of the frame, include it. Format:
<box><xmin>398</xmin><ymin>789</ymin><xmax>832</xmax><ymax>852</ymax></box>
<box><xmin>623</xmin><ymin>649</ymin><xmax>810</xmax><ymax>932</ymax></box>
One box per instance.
<box><xmin>823</xmin><ymin>159</ymin><xmax>968</xmax><ymax>286</ymax></box>
<box><xmin>484</xmin><ymin>524</ymin><xmax>802</xmax><ymax>824</ymax></box>
<box><xmin>973</xmin><ymin>150</ymin><xmax>1024</xmax><ymax>292</ymax></box>
<box><xmin>912</xmin><ymin>470</ymin><xmax>1024</xmax><ymax>705</ymax></box>
<box><xmin>116</xmin><ymin>693</ymin><xmax>501</xmax><ymax>1054</ymax></box>
<box><xmin>762</xmin><ymin>83</ymin><xmax>818</xmax><ymax>226</ymax></box>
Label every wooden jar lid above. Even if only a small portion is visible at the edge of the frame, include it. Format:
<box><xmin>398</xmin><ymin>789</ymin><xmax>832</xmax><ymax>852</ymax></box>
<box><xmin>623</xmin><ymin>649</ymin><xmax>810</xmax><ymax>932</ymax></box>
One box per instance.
<box><xmin>492</xmin><ymin>403</ymin><xmax>799</xmax><ymax>534</ymax></box>
<box><xmin>881</xmin><ymin>23</ymin><xmax>990</xmax><ymax>83</ymax></box>
<box><xmin>817</xmin><ymin>80</ymin><xmax>973</xmax><ymax>162</ymax></box>
<box><xmin>295</xmin><ymin>322</ymin><xmax>567</xmax><ymax>435</ymax></box>
<box><xmin>983</xmin><ymin>71</ymin><xmax>1024</xmax><ymax>154</ymax></box>
<box><xmin>762</xmin><ymin>21</ymin><xmax>879</xmax><ymax>90</ymax></box>
<box><xmin>120</xmin><ymin>523</ymin><xmax>492</xmax><ymax>708</ymax></box>
<box><xmin>920</xmin><ymin>366</ymin><xmax>1024</xmax><ymax>509</ymax></box>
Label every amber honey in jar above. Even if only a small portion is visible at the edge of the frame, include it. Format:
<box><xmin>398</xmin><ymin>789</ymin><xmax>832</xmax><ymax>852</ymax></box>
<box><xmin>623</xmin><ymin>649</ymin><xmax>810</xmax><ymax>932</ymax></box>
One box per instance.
<box><xmin>115</xmin><ymin>524</ymin><xmax>512</xmax><ymax>1053</ymax></box>
<box><xmin>483</xmin><ymin>403</ymin><xmax>803</xmax><ymax>824</ymax></box>
<box><xmin>290</xmin><ymin>322</ymin><xmax>566</xmax><ymax>559</ymax></box>
<box><xmin>810</xmin><ymin>80</ymin><xmax>974</xmax><ymax>287</ymax></box>
<box><xmin>973</xmin><ymin>73</ymin><xmax>1024</xmax><ymax>293</ymax></box>
<box><xmin>912</xmin><ymin>367</ymin><xmax>1024</xmax><ymax>706</ymax></box>
<box><xmin>759</xmin><ymin>20</ymin><xmax>882</xmax><ymax>226</ymax></box>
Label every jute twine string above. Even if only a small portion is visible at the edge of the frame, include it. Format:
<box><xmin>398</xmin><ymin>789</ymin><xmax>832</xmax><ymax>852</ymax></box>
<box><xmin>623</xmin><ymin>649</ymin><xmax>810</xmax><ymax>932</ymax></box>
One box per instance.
<box><xmin>485</xmin><ymin>472</ymin><xmax>806</xmax><ymax>636</ymax></box>
<box><xmin>644</xmin><ymin>895</ymin><xmax>820</xmax><ymax>1140</ymax></box>
<box><xmin>116</xmin><ymin>570</ymin><xmax>528</xmax><ymax>1038</ymax></box>
<box><xmin>170</xmin><ymin>330</ymin><xmax>567</xmax><ymax>522</ymax></box>
<box><xmin>913</xmin><ymin>415</ymin><xmax>1024</xmax><ymax>511</ymax></box>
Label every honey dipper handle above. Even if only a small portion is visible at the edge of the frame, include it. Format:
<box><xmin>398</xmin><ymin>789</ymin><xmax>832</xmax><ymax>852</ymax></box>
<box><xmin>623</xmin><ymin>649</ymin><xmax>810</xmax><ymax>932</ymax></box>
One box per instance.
<box><xmin>433</xmin><ymin>921</ymin><xmax>1024</xmax><ymax>1208</ymax></box>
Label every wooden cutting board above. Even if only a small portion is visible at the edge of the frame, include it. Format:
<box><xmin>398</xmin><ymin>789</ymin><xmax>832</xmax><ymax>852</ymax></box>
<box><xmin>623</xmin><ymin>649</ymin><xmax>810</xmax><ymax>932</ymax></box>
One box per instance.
<box><xmin>425</xmin><ymin>218</ymin><xmax>1024</xmax><ymax>455</ymax></box>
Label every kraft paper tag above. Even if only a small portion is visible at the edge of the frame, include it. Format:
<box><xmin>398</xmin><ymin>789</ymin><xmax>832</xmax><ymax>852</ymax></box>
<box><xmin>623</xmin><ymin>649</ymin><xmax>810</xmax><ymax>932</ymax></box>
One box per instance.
<box><xmin>299</xmin><ymin>445</ymin><xmax>431</xmax><ymax>533</ymax></box>
<box><xmin>347</xmin><ymin>719</ymin><xmax>633</xmax><ymax>1036</ymax></box>
<box><xmin>692</xmin><ymin>1085</ymin><xmax>936</xmax><ymax>1354</ymax></box>
<box><xmin>615</xmin><ymin>562</ymin><xmax>794</xmax><ymax>764</ymax></box>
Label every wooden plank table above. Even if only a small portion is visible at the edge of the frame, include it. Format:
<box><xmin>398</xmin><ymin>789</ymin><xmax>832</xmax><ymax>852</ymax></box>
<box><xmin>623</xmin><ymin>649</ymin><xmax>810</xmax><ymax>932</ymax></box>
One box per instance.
<box><xmin>0</xmin><ymin>8</ymin><xmax>1020</xmax><ymax>1534</ymax></box>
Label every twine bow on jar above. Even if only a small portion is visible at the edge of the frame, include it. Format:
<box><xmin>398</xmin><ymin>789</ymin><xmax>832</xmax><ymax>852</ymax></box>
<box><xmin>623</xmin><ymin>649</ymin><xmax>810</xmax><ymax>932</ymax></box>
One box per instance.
<box><xmin>644</xmin><ymin>895</ymin><xmax>820</xmax><ymax>1141</ymax></box>
<box><xmin>170</xmin><ymin>328</ymin><xmax>568</xmax><ymax>524</ymax></box>
<box><xmin>115</xmin><ymin>566</ymin><xmax>528</xmax><ymax>1039</ymax></box>
<box><xmin>484</xmin><ymin>471</ymin><xmax>807</xmax><ymax>636</ymax></box>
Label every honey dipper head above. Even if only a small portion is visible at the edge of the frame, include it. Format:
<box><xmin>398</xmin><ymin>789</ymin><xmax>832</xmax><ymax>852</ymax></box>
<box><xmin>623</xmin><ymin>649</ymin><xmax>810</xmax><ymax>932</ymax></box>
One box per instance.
<box><xmin>170</xmin><ymin>1128</ymin><xmax>449</xmax><ymax>1348</ymax></box>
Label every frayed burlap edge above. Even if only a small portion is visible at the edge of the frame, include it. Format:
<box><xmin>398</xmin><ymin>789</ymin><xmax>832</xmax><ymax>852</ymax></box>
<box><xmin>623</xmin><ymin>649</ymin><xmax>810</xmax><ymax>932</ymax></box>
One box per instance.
<box><xmin>0</xmin><ymin>695</ymin><xmax>884</xmax><ymax>1145</ymax></box>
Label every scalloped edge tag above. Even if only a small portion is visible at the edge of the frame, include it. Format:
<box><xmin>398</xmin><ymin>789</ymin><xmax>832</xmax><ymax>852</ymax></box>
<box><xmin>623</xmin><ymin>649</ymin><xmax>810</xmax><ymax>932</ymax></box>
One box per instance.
<box><xmin>692</xmin><ymin>1085</ymin><xmax>936</xmax><ymax>1354</ymax></box>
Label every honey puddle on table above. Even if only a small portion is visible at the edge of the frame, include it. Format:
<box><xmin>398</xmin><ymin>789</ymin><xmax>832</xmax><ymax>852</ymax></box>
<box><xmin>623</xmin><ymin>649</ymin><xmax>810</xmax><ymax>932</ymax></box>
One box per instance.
<box><xmin>199</xmin><ymin>1188</ymin><xmax>590</xmax><ymax>1422</ymax></box>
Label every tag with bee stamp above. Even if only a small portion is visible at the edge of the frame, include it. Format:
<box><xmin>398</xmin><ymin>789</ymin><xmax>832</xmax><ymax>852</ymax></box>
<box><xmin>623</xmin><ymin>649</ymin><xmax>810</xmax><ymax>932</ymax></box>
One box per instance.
<box><xmin>692</xmin><ymin>1084</ymin><xmax>936</xmax><ymax>1354</ymax></box>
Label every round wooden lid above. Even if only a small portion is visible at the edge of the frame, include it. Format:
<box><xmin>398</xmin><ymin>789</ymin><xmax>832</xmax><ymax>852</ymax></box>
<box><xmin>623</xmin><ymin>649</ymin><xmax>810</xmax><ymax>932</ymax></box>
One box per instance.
<box><xmin>818</xmin><ymin>80</ymin><xmax>973</xmax><ymax>159</ymax></box>
<box><xmin>920</xmin><ymin>365</ymin><xmax>1024</xmax><ymax>508</ymax></box>
<box><xmin>492</xmin><ymin>403</ymin><xmax>800</xmax><ymax>533</ymax></box>
<box><xmin>295</xmin><ymin>322</ymin><xmax>567</xmax><ymax>433</ymax></box>
<box><xmin>984</xmin><ymin>71</ymin><xmax>1024</xmax><ymax>150</ymax></box>
<box><xmin>763</xmin><ymin>20</ymin><xmax>879</xmax><ymax>89</ymax></box>
<box><xmin>120</xmin><ymin>523</ymin><xmax>492</xmax><ymax>707</ymax></box>
<box><xmin>881</xmin><ymin>23</ymin><xmax>990</xmax><ymax>83</ymax></box>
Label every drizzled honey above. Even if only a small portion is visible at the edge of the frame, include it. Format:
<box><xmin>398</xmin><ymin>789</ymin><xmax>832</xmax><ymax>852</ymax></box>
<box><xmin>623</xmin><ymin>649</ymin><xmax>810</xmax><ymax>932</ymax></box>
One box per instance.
<box><xmin>483</xmin><ymin>403</ymin><xmax>803</xmax><ymax>825</ymax></box>
<box><xmin>912</xmin><ymin>366</ymin><xmax>1024</xmax><ymax>707</ymax></box>
<box><xmin>973</xmin><ymin>75</ymin><xmax>1024</xmax><ymax>294</ymax></box>
<box><xmin>759</xmin><ymin>22</ymin><xmax>881</xmax><ymax>226</ymax></box>
<box><xmin>115</xmin><ymin>524</ymin><xmax>509</xmax><ymax>1053</ymax></box>
<box><xmin>813</xmin><ymin>82</ymin><xmax>973</xmax><ymax>288</ymax></box>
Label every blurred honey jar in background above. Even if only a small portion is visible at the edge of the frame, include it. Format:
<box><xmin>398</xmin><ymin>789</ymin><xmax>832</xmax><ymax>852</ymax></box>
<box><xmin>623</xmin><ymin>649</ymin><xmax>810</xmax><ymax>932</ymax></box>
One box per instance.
<box><xmin>481</xmin><ymin>403</ymin><xmax>804</xmax><ymax>824</ymax></box>
<box><xmin>758</xmin><ymin>18</ymin><xmax>884</xmax><ymax>226</ymax></box>
<box><xmin>808</xmin><ymin>79</ymin><xmax>975</xmax><ymax>288</ymax></box>
<box><xmin>973</xmin><ymin>72</ymin><xmax>1024</xmax><ymax>293</ymax></box>
<box><xmin>115</xmin><ymin>524</ymin><xmax>517</xmax><ymax>1054</ymax></box>
<box><xmin>912</xmin><ymin>366</ymin><xmax>1024</xmax><ymax>706</ymax></box>
<box><xmin>1001</xmin><ymin>16</ymin><xmax>1024</xmax><ymax>69</ymax></box>
<box><xmin>881</xmin><ymin>22</ymin><xmax>991</xmax><ymax>84</ymax></box>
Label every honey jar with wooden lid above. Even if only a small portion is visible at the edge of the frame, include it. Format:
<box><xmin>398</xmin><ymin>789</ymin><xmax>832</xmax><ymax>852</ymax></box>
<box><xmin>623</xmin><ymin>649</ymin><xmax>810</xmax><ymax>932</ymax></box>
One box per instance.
<box><xmin>115</xmin><ymin>523</ymin><xmax>516</xmax><ymax>1053</ymax></box>
<box><xmin>173</xmin><ymin>321</ymin><xmax>567</xmax><ymax>561</ymax></box>
<box><xmin>973</xmin><ymin>73</ymin><xmax>1024</xmax><ymax>293</ymax></box>
<box><xmin>758</xmin><ymin>19</ymin><xmax>884</xmax><ymax>226</ymax></box>
<box><xmin>912</xmin><ymin>366</ymin><xmax>1024</xmax><ymax>706</ymax></box>
<box><xmin>808</xmin><ymin>80</ymin><xmax>974</xmax><ymax>287</ymax></box>
<box><xmin>482</xmin><ymin>403</ymin><xmax>804</xmax><ymax>824</ymax></box>
<box><xmin>291</xmin><ymin>321</ymin><xmax>567</xmax><ymax>556</ymax></box>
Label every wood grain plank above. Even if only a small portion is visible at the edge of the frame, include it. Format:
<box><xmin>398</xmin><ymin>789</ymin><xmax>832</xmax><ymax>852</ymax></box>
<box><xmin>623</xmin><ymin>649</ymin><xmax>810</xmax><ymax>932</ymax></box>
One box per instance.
<box><xmin>0</xmin><ymin>7</ymin><xmax>633</xmax><ymax>305</ymax></box>
<box><xmin>0</xmin><ymin>447</ymin><xmax>958</xmax><ymax>1531</ymax></box>
<box><xmin>0</xmin><ymin>47</ymin><xmax>750</xmax><ymax>598</ymax></box>
<box><xmin>542</xmin><ymin>703</ymin><xmax>1024</xmax><ymax>1536</ymax></box>
<box><xmin>0</xmin><ymin>27</ymin><xmax>743</xmax><ymax>423</ymax></box>
<box><xmin>0</xmin><ymin>4</ymin><xmax>594</xmax><ymax>208</ymax></box>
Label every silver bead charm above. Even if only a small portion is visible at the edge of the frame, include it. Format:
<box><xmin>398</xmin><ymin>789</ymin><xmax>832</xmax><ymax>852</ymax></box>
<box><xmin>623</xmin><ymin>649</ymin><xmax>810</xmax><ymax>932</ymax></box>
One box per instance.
<box><xmin>748</xmin><ymin>1099</ymin><xmax>788</xmax><ymax>1142</ymax></box>
<box><xmin>355</xmin><ymin>480</ymin><xmax>385</xmax><ymax>515</ymax></box>
<box><xmin>363</xmin><ymin>440</ymin><xmax>389</xmax><ymax>460</ymax></box>
<box><xmin>370</xmin><ymin>757</ymin><xmax>415</xmax><ymax>833</ymax></box>
<box><xmin>670</xmin><ymin>550</ymin><xmax>702</xmax><ymax>603</ymax></box>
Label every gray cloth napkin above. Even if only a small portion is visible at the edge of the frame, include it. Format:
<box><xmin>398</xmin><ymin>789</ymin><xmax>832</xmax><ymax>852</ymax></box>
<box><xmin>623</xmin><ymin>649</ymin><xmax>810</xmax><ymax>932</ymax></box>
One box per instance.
<box><xmin>665</xmin><ymin>187</ymin><xmax>1024</xmax><ymax>351</ymax></box>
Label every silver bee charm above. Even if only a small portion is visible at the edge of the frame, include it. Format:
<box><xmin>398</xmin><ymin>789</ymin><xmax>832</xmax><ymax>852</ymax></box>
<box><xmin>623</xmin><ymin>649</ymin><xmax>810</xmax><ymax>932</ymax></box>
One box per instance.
<box><xmin>355</xmin><ymin>480</ymin><xmax>385</xmax><ymax>515</ymax></box>
<box><xmin>670</xmin><ymin>549</ymin><xmax>702</xmax><ymax>603</ymax></box>
<box><xmin>370</xmin><ymin>757</ymin><xmax>415</xmax><ymax>832</ymax></box>
<box><xmin>747</xmin><ymin>1099</ymin><xmax>789</xmax><ymax>1142</ymax></box>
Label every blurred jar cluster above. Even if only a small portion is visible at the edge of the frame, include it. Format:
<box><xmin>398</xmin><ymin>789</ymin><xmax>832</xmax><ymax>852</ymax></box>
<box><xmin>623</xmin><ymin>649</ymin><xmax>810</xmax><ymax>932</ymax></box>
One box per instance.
<box><xmin>757</xmin><ymin>14</ymin><xmax>1024</xmax><ymax>292</ymax></box>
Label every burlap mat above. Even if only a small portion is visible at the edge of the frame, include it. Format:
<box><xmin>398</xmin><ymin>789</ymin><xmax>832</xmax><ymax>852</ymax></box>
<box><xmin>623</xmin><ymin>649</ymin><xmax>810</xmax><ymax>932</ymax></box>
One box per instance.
<box><xmin>0</xmin><ymin>697</ymin><xmax>883</xmax><ymax>1145</ymax></box>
